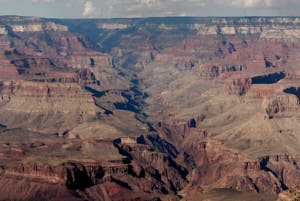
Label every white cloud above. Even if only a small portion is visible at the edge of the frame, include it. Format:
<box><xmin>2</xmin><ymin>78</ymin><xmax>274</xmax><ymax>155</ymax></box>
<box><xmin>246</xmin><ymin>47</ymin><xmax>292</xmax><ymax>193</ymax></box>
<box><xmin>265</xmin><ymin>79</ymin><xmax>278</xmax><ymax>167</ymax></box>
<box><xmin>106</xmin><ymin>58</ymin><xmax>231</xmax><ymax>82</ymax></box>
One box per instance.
<box><xmin>244</xmin><ymin>0</ymin><xmax>261</xmax><ymax>7</ymax></box>
<box><xmin>65</xmin><ymin>2</ymin><xmax>71</xmax><ymax>8</ymax></box>
<box><xmin>82</xmin><ymin>1</ymin><xmax>99</xmax><ymax>17</ymax></box>
<box><xmin>106</xmin><ymin>0</ymin><xmax>208</xmax><ymax>17</ymax></box>
<box><xmin>264</xmin><ymin>0</ymin><xmax>300</xmax><ymax>7</ymax></box>
<box><xmin>25</xmin><ymin>0</ymin><xmax>300</xmax><ymax>18</ymax></box>
<box><xmin>265</xmin><ymin>0</ymin><xmax>273</xmax><ymax>7</ymax></box>
<box><xmin>215</xmin><ymin>0</ymin><xmax>263</xmax><ymax>8</ymax></box>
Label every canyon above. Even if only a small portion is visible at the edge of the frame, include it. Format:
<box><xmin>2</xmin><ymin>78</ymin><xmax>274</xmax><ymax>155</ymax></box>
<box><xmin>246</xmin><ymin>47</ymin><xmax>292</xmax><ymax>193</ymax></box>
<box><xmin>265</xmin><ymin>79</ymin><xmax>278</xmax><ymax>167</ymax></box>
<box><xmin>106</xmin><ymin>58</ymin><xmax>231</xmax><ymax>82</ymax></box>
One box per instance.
<box><xmin>0</xmin><ymin>16</ymin><xmax>300</xmax><ymax>200</ymax></box>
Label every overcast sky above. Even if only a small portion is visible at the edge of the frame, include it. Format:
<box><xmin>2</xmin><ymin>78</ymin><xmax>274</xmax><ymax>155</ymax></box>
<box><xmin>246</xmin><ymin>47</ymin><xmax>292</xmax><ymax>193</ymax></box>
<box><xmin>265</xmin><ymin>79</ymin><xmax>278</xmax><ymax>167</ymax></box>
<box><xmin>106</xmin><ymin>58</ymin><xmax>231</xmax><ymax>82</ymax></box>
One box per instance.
<box><xmin>0</xmin><ymin>0</ymin><xmax>299</xmax><ymax>18</ymax></box>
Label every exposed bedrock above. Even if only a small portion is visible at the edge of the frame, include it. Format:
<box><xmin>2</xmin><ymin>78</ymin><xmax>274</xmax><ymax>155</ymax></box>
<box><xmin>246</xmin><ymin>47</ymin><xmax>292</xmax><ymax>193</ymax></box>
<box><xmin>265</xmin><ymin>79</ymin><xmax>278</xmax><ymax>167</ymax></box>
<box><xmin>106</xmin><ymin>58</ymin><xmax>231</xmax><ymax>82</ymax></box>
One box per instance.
<box><xmin>246</xmin><ymin>85</ymin><xmax>282</xmax><ymax>99</ymax></box>
<box><xmin>114</xmin><ymin>135</ymin><xmax>189</xmax><ymax>193</ymax></box>
<box><xmin>225</xmin><ymin>72</ymin><xmax>287</xmax><ymax>96</ymax></box>
<box><xmin>2</xmin><ymin>16</ymin><xmax>300</xmax><ymax>200</ymax></box>
<box><xmin>225</xmin><ymin>78</ymin><xmax>252</xmax><ymax>96</ymax></box>
<box><xmin>0</xmin><ymin>134</ymin><xmax>189</xmax><ymax>200</ymax></box>
<box><xmin>155</xmin><ymin>120</ymin><xmax>300</xmax><ymax>195</ymax></box>
<box><xmin>263</xmin><ymin>94</ymin><xmax>299</xmax><ymax>118</ymax></box>
<box><xmin>0</xmin><ymin>162</ymin><xmax>129</xmax><ymax>201</ymax></box>
<box><xmin>0</xmin><ymin>79</ymin><xmax>103</xmax><ymax>133</ymax></box>
<box><xmin>277</xmin><ymin>187</ymin><xmax>300</xmax><ymax>201</ymax></box>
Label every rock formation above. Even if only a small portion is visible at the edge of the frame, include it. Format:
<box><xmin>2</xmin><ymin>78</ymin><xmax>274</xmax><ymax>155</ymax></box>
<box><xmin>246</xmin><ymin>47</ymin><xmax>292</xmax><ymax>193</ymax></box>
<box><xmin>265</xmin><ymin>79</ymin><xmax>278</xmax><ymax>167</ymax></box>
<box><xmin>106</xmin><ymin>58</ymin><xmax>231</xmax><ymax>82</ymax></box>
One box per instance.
<box><xmin>277</xmin><ymin>187</ymin><xmax>300</xmax><ymax>201</ymax></box>
<box><xmin>0</xmin><ymin>16</ymin><xmax>299</xmax><ymax>200</ymax></box>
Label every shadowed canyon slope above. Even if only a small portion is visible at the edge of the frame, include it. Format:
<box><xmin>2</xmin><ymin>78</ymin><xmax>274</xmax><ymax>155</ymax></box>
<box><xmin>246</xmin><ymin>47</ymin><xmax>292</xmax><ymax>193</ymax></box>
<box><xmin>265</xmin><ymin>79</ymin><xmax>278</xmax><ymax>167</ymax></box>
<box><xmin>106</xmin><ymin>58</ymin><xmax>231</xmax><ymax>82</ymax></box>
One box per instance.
<box><xmin>0</xmin><ymin>16</ymin><xmax>300</xmax><ymax>200</ymax></box>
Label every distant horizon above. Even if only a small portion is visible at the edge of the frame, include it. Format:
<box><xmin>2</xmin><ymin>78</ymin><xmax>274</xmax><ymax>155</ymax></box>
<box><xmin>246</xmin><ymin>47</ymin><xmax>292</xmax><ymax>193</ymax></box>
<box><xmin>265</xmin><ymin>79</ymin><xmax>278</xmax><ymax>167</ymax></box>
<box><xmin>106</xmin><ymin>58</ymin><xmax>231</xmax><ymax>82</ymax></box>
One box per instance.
<box><xmin>0</xmin><ymin>0</ymin><xmax>299</xmax><ymax>19</ymax></box>
<box><xmin>2</xmin><ymin>15</ymin><xmax>300</xmax><ymax>20</ymax></box>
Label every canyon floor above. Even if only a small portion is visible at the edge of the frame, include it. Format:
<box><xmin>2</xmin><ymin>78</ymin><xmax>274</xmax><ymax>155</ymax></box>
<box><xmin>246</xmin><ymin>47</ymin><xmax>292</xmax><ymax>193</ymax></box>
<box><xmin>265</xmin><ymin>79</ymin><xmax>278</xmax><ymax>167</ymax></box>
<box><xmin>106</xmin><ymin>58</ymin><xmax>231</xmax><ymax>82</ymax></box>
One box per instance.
<box><xmin>0</xmin><ymin>16</ymin><xmax>299</xmax><ymax>200</ymax></box>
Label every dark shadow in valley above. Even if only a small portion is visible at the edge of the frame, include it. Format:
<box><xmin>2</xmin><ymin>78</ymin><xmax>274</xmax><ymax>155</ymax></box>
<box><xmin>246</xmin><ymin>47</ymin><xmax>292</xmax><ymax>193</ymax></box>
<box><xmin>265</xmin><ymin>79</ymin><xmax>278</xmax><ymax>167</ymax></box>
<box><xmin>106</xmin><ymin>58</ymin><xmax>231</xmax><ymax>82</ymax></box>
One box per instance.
<box><xmin>283</xmin><ymin>87</ymin><xmax>300</xmax><ymax>101</ymax></box>
<box><xmin>85</xmin><ymin>87</ymin><xmax>114</xmax><ymax>115</ymax></box>
<box><xmin>260</xmin><ymin>157</ymin><xmax>288</xmax><ymax>190</ymax></box>
<box><xmin>111</xmin><ymin>177</ymin><xmax>132</xmax><ymax>190</ymax></box>
<box><xmin>65</xmin><ymin>163</ymin><xmax>95</xmax><ymax>191</ymax></box>
<box><xmin>85</xmin><ymin>86</ymin><xmax>106</xmax><ymax>98</ymax></box>
<box><xmin>0</xmin><ymin>124</ymin><xmax>6</xmax><ymax>128</ymax></box>
<box><xmin>252</xmin><ymin>72</ymin><xmax>286</xmax><ymax>84</ymax></box>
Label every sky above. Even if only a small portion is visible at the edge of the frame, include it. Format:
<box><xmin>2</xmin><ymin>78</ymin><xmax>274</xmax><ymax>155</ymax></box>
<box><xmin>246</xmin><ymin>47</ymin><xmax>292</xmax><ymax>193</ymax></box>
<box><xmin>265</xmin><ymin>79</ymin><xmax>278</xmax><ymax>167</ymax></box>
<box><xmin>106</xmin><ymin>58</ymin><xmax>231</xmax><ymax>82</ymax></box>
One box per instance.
<box><xmin>0</xmin><ymin>0</ymin><xmax>300</xmax><ymax>19</ymax></box>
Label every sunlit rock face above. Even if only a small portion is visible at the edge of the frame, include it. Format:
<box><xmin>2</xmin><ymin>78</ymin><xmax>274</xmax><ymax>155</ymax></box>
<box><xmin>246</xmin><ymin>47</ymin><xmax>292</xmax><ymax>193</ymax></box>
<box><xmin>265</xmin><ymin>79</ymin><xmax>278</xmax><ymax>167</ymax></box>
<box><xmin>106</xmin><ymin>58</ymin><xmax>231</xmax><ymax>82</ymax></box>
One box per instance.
<box><xmin>0</xmin><ymin>16</ymin><xmax>300</xmax><ymax>201</ymax></box>
<box><xmin>277</xmin><ymin>187</ymin><xmax>300</xmax><ymax>201</ymax></box>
